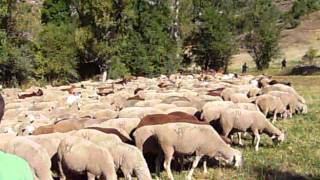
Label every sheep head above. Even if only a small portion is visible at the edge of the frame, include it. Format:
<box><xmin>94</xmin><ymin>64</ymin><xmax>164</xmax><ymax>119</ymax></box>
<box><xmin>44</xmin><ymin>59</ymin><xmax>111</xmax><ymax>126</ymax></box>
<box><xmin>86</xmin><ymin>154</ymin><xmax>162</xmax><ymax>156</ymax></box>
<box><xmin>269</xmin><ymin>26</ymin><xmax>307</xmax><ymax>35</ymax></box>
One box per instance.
<box><xmin>271</xmin><ymin>132</ymin><xmax>285</xmax><ymax>145</ymax></box>
<box><xmin>228</xmin><ymin>149</ymin><xmax>243</xmax><ymax>168</ymax></box>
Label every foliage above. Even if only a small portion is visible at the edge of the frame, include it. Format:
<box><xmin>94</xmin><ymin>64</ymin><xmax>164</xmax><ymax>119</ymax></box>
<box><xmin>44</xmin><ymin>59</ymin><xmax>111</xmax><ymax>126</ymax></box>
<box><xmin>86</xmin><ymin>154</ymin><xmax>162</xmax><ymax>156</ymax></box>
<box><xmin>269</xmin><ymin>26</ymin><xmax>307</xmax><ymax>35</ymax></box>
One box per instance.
<box><xmin>41</xmin><ymin>0</ymin><xmax>72</xmax><ymax>24</ymax></box>
<box><xmin>185</xmin><ymin>2</ymin><xmax>238</xmax><ymax>72</ymax></box>
<box><xmin>290</xmin><ymin>0</ymin><xmax>320</xmax><ymax>19</ymax></box>
<box><xmin>1</xmin><ymin>0</ymin><xmax>320</xmax><ymax>86</ymax></box>
<box><xmin>35</xmin><ymin>23</ymin><xmax>79</xmax><ymax>83</ymax></box>
<box><xmin>303</xmin><ymin>47</ymin><xmax>319</xmax><ymax>64</ymax></box>
<box><xmin>284</xmin><ymin>0</ymin><xmax>320</xmax><ymax>28</ymax></box>
<box><xmin>244</xmin><ymin>0</ymin><xmax>281</xmax><ymax>70</ymax></box>
<box><xmin>0</xmin><ymin>34</ymin><xmax>33</xmax><ymax>87</ymax></box>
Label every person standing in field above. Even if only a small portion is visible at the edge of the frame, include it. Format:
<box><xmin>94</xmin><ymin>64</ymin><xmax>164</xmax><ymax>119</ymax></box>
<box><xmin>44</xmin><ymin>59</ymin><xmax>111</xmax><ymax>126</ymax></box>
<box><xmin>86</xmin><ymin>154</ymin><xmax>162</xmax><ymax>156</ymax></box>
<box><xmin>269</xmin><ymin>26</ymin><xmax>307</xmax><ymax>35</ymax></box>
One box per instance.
<box><xmin>0</xmin><ymin>93</ymin><xmax>4</xmax><ymax>122</ymax></box>
<box><xmin>242</xmin><ymin>62</ymin><xmax>248</xmax><ymax>73</ymax></box>
<box><xmin>281</xmin><ymin>58</ymin><xmax>287</xmax><ymax>69</ymax></box>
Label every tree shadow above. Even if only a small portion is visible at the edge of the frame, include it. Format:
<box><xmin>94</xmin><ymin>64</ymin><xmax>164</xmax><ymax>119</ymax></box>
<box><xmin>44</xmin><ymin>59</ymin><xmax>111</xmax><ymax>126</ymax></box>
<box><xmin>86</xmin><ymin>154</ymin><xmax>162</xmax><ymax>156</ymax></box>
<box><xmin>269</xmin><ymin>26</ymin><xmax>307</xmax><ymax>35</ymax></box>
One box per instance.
<box><xmin>254</xmin><ymin>166</ymin><xmax>319</xmax><ymax>180</ymax></box>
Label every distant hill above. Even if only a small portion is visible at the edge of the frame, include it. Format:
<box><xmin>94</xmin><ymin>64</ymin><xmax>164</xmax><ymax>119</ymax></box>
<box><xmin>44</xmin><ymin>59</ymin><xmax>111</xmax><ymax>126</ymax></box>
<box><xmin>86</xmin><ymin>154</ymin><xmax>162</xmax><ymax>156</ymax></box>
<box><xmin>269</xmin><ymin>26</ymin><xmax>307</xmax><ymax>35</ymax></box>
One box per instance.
<box><xmin>280</xmin><ymin>11</ymin><xmax>320</xmax><ymax>61</ymax></box>
<box><xmin>230</xmin><ymin>10</ymin><xmax>320</xmax><ymax>69</ymax></box>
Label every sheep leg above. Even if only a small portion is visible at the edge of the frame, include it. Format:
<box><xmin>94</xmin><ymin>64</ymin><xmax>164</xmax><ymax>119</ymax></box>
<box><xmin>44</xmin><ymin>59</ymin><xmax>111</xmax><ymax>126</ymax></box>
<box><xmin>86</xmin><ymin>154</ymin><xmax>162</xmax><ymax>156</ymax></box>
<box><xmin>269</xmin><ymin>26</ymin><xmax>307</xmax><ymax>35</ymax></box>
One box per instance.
<box><xmin>253</xmin><ymin>130</ymin><xmax>260</xmax><ymax>151</ymax></box>
<box><xmin>237</xmin><ymin>132</ymin><xmax>243</xmax><ymax>146</ymax></box>
<box><xmin>203</xmin><ymin>160</ymin><xmax>208</xmax><ymax>174</ymax></box>
<box><xmin>58</xmin><ymin>161</ymin><xmax>66</xmax><ymax>180</ymax></box>
<box><xmin>87</xmin><ymin>172</ymin><xmax>95</xmax><ymax>180</ymax></box>
<box><xmin>187</xmin><ymin>155</ymin><xmax>202</xmax><ymax>180</ymax></box>
<box><xmin>222</xmin><ymin>128</ymin><xmax>232</xmax><ymax>143</ymax></box>
<box><xmin>155</xmin><ymin>154</ymin><xmax>163</xmax><ymax>178</ymax></box>
<box><xmin>163</xmin><ymin>146</ymin><xmax>175</xmax><ymax>180</ymax></box>
<box><xmin>272</xmin><ymin>110</ymin><xmax>277</xmax><ymax>123</ymax></box>
<box><xmin>289</xmin><ymin>105</ymin><xmax>294</xmax><ymax>118</ymax></box>
<box><xmin>264</xmin><ymin>108</ymin><xmax>269</xmax><ymax>117</ymax></box>
<box><xmin>121</xmin><ymin>168</ymin><xmax>132</xmax><ymax>180</ymax></box>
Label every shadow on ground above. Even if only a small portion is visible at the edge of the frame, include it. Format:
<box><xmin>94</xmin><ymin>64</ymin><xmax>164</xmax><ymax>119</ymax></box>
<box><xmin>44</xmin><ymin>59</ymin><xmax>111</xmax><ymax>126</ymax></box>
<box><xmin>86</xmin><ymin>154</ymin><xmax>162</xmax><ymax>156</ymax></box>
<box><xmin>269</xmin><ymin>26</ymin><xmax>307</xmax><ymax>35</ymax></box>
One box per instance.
<box><xmin>255</xmin><ymin>166</ymin><xmax>319</xmax><ymax>180</ymax></box>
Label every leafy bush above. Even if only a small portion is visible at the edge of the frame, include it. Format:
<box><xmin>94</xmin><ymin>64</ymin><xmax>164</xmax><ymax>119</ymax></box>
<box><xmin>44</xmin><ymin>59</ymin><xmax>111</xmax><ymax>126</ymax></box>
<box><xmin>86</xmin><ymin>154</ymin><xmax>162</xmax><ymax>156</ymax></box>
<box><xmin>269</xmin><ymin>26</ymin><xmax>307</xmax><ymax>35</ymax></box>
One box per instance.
<box><xmin>303</xmin><ymin>48</ymin><xmax>319</xmax><ymax>64</ymax></box>
<box><xmin>34</xmin><ymin>23</ymin><xmax>79</xmax><ymax>83</ymax></box>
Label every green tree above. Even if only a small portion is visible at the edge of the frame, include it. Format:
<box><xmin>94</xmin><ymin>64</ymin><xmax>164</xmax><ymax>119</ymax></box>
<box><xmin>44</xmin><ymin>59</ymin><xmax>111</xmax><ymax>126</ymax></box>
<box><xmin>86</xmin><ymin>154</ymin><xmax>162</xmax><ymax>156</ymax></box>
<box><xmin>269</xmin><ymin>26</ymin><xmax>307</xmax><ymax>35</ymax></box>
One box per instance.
<box><xmin>245</xmin><ymin>0</ymin><xmax>281</xmax><ymax>70</ymax></box>
<box><xmin>185</xmin><ymin>5</ymin><xmax>238</xmax><ymax>72</ymax></box>
<box><xmin>0</xmin><ymin>1</ymin><xmax>35</xmax><ymax>87</ymax></box>
<box><xmin>303</xmin><ymin>48</ymin><xmax>318</xmax><ymax>64</ymax></box>
<box><xmin>41</xmin><ymin>0</ymin><xmax>72</xmax><ymax>24</ymax></box>
<box><xmin>108</xmin><ymin>0</ymin><xmax>178</xmax><ymax>77</ymax></box>
<box><xmin>35</xmin><ymin>23</ymin><xmax>78</xmax><ymax>83</ymax></box>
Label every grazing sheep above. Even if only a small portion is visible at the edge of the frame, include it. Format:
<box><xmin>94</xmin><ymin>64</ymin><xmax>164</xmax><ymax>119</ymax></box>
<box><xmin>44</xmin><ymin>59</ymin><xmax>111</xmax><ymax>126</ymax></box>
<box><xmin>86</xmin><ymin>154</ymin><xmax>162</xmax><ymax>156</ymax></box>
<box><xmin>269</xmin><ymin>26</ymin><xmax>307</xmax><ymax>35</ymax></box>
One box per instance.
<box><xmin>165</xmin><ymin>107</ymin><xmax>198</xmax><ymax>116</ymax></box>
<box><xmin>229</xmin><ymin>93</ymin><xmax>252</xmax><ymax>103</ymax></box>
<box><xmin>2</xmin><ymin>137</ymin><xmax>53</xmax><ymax>180</ymax></box>
<box><xmin>152</xmin><ymin>103</ymin><xmax>177</xmax><ymax>111</ymax></box>
<box><xmin>134</xmin><ymin>99</ymin><xmax>162</xmax><ymax>107</ymax></box>
<box><xmin>134</xmin><ymin>113</ymin><xmax>209</xmax><ymax>175</ymax></box>
<box><xmin>220</xmin><ymin>109</ymin><xmax>285</xmax><ymax>151</ymax></box>
<box><xmin>201</xmin><ymin>101</ymin><xmax>234</xmax><ymax>122</ymax></box>
<box><xmin>58</xmin><ymin>136</ymin><xmax>117</xmax><ymax>180</ymax></box>
<box><xmin>161</xmin><ymin>96</ymin><xmax>190</xmax><ymax>104</ymax></box>
<box><xmin>220</xmin><ymin>88</ymin><xmax>236</xmax><ymax>101</ymax></box>
<box><xmin>232</xmin><ymin>103</ymin><xmax>260</xmax><ymax>111</ymax></box>
<box><xmin>171</xmin><ymin>100</ymin><xmax>194</xmax><ymax>107</ymax></box>
<box><xmin>96</xmin><ymin>141</ymin><xmax>152</xmax><ymax>180</ymax></box>
<box><xmin>25</xmin><ymin>133</ymin><xmax>67</xmax><ymax>177</ymax></box>
<box><xmin>119</xmin><ymin>107</ymin><xmax>164</xmax><ymax>119</ymax></box>
<box><xmin>136</xmin><ymin>113</ymin><xmax>207</xmax><ymax>129</ymax></box>
<box><xmin>85</xmin><ymin>127</ymin><xmax>133</xmax><ymax>143</ymax></box>
<box><xmin>18</xmin><ymin>89</ymin><xmax>44</xmax><ymax>99</ymax></box>
<box><xmin>198</xmin><ymin>95</ymin><xmax>223</xmax><ymax>102</ymax></box>
<box><xmin>247</xmin><ymin>87</ymin><xmax>261</xmax><ymax>97</ymax></box>
<box><xmin>296</xmin><ymin>101</ymin><xmax>308</xmax><ymax>114</ymax></box>
<box><xmin>255</xmin><ymin>94</ymin><xmax>289</xmax><ymax>122</ymax></box>
<box><xmin>261</xmin><ymin>84</ymin><xmax>305</xmax><ymax>104</ymax></box>
<box><xmin>66</xmin><ymin>92</ymin><xmax>82</xmax><ymax>110</ymax></box>
<box><xmin>32</xmin><ymin>121</ymin><xmax>83</xmax><ymax>135</ymax></box>
<box><xmin>25</xmin><ymin>133</ymin><xmax>66</xmax><ymax>158</ymax></box>
<box><xmin>93</xmin><ymin>118</ymin><xmax>141</xmax><ymax>135</ymax></box>
<box><xmin>91</xmin><ymin>109</ymin><xmax>118</xmax><ymax>119</ymax></box>
<box><xmin>133</xmin><ymin>123</ymin><xmax>242</xmax><ymax>180</ymax></box>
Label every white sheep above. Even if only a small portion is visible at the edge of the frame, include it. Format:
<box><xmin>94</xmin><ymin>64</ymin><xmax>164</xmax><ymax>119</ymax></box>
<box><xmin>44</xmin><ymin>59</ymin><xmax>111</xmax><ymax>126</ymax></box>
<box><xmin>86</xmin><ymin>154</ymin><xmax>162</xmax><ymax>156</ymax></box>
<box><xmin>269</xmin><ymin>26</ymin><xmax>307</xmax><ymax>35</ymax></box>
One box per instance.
<box><xmin>201</xmin><ymin>101</ymin><xmax>234</xmax><ymax>122</ymax></box>
<box><xmin>220</xmin><ymin>109</ymin><xmax>285</xmax><ymax>151</ymax></box>
<box><xmin>133</xmin><ymin>123</ymin><xmax>242</xmax><ymax>180</ymax></box>
<box><xmin>58</xmin><ymin>136</ymin><xmax>117</xmax><ymax>180</ymax></box>
<box><xmin>255</xmin><ymin>94</ymin><xmax>289</xmax><ymax>122</ymax></box>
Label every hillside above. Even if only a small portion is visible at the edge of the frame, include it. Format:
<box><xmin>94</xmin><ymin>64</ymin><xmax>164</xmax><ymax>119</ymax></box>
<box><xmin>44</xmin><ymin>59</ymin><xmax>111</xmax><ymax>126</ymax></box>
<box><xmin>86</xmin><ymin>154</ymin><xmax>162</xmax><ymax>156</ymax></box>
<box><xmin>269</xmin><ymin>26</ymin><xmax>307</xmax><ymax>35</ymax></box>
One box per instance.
<box><xmin>281</xmin><ymin>11</ymin><xmax>320</xmax><ymax>61</ymax></box>
<box><xmin>230</xmin><ymin>10</ymin><xmax>320</xmax><ymax>70</ymax></box>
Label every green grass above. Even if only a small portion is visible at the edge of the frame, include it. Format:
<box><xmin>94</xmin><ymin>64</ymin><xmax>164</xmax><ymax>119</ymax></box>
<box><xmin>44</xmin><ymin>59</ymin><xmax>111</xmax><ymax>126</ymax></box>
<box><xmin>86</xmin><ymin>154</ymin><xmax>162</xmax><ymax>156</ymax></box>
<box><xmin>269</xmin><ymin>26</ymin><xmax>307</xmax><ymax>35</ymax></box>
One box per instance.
<box><xmin>156</xmin><ymin>76</ymin><xmax>320</xmax><ymax>180</ymax></box>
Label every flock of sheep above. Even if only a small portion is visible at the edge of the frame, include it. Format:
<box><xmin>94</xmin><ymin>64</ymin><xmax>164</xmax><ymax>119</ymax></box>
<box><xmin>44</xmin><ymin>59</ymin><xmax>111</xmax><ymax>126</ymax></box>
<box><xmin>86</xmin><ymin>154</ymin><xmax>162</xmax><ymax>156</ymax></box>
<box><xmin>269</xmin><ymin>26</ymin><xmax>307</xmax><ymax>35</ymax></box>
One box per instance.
<box><xmin>0</xmin><ymin>72</ymin><xmax>308</xmax><ymax>180</ymax></box>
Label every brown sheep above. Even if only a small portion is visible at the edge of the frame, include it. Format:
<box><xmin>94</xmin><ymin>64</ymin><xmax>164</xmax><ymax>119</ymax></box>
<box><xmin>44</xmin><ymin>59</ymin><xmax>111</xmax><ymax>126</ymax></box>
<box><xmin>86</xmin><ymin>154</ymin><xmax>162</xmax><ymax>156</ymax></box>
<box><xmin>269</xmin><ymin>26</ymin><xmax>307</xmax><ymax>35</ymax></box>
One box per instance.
<box><xmin>85</xmin><ymin>127</ymin><xmax>133</xmax><ymax>144</ymax></box>
<box><xmin>32</xmin><ymin>121</ymin><xmax>84</xmax><ymax>135</ymax></box>
<box><xmin>136</xmin><ymin>113</ymin><xmax>207</xmax><ymax>129</ymax></box>
<box><xmin>18</xmin><ymin>89</ymin><xmax>43</xmax><ymax>99</ymax></box>
<box><xmin>127</xmin><ymin>95</ymin><xmax>145</xmax><ymax>101</ymax></box>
